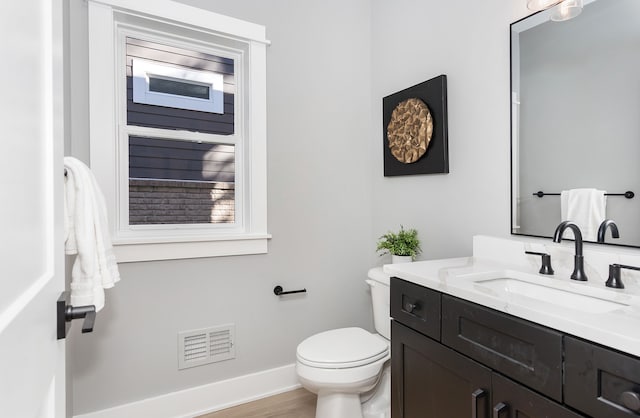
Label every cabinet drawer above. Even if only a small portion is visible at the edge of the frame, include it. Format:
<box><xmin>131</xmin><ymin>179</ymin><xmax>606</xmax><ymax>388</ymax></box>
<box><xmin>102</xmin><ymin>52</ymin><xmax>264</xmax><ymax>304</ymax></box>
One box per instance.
<box><xmin>441</xmin><ymin>295</ymin><xmax>563</xmax><ymax>401</ymax></box>
<box><xmin>565</xmin><ymin>336</ymin><xmax>640</xmax><ymax>417</ymax></box>
<box><xmin>390</xmin><ymin>278</ymin><xmax>441</xmax><ymax>341</ymax></box>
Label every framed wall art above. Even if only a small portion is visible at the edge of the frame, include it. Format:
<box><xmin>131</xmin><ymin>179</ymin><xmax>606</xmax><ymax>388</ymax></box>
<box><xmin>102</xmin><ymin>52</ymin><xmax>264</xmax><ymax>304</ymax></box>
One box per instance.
<box><xmin>382</xmin><ymin>74</ymin><xmax>448</xmax><ymax>176</ymax></box>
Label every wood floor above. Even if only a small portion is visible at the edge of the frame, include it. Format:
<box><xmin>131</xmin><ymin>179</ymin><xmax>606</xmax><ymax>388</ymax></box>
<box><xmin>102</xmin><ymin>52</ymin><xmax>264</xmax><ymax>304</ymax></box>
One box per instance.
<box><xmin>197</xmin><ymin>388</ymin><xmax>317</xmax><ymax>418</ymax></box>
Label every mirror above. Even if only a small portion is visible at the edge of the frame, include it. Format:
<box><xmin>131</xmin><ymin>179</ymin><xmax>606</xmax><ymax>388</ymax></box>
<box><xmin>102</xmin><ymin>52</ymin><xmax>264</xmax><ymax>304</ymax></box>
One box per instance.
<box><xmin>511</xmin><ymin>0</ymin><xmax>640</xmax><ymax>247</ymax></box>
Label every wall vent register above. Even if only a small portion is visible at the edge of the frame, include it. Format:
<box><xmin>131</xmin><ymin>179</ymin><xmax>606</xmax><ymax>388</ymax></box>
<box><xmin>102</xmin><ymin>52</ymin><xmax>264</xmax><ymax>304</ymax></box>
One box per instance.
<box><xmin>178</xmin><ymin>324</ymin><xmax>235</xmax><ymax>370</ymax></box>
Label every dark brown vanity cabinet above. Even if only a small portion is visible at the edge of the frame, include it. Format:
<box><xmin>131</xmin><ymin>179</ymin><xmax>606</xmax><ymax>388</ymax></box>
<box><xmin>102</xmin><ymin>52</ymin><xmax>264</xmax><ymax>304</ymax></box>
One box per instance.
<box><xmin>391</xmin><ymin>277</ymin><xmax>639</xmax><ymax>418</ymax></box>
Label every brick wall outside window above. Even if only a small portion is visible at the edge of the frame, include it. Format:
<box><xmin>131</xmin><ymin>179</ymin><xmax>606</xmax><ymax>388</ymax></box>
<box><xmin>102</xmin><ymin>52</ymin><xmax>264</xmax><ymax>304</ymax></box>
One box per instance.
<box><xmin>129</xmin><ymin>179</ymin><xmax>234</xmax><ymax>225</ymax></box>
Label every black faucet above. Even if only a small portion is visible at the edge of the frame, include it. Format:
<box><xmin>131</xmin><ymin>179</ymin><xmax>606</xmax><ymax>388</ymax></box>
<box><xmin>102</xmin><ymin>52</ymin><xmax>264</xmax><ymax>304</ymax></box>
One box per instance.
<box><xmin>525</xmin><ymin>251</ymin><xmax>554</xmax><ymax>275</ymax></box>
<box><xmin>553</xmin><ymin>221</ymin><xmax>588</xmax><ymax>281</ymax></box>
<box><xmin>597</xmin><ymin>219</ymin><xmax>620</xmax><ymax>243</ymax></box>
<box><xmin>606</xmin><ymin>264</ymin><xmax>640</xmax><ymax>289</ymax></box>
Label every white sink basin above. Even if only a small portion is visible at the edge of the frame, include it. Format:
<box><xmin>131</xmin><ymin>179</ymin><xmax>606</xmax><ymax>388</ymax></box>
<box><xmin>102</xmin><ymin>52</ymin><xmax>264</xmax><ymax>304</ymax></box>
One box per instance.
<box><xmin>450</xmin><ymin>270</ymin><xmax>634</xmax><ymax>314</ymax></box>
<box><xmin>474</xmin><ymin>277</ymin><xmax>629</xmax><ymax>313</ymax></box>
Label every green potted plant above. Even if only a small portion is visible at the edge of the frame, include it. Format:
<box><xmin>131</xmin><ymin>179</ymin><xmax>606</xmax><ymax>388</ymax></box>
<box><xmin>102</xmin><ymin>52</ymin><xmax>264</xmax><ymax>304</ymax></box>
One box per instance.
<box><xmin>376</xmin><ymin>225</ymin><xmax>421</xmax><ymax>263</ymax></box>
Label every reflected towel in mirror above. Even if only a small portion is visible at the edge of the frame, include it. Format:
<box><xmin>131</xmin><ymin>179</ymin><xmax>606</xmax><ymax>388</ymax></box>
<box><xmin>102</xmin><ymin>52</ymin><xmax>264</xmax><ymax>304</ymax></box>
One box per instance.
<box><xmin>560</xmin><ymin>188</ymin><xmax>606</xmax><ymax>241</ymax></box>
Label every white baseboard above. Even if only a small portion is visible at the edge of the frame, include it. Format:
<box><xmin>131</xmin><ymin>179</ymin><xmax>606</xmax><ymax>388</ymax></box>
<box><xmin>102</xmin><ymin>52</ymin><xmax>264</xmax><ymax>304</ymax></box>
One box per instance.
<box><xmin>74</xmin><ymin>363</ymin><xmax>300</xmax><ymax>418</ymax></box>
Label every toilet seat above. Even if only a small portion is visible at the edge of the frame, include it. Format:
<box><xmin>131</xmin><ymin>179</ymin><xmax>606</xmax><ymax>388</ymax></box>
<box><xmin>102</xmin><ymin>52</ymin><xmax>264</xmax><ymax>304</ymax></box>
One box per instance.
<box><xmin>297</xmin><ymin>327</ymin><xmax>389</xmax><ymax>369</ymax></box>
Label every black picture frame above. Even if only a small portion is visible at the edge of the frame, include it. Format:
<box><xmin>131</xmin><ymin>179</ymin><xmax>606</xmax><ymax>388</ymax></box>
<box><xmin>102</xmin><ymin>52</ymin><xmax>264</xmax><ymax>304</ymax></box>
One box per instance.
<box><xmin>383</xmin><ymin>75</ymin><xmax>449</xmax><ymax>176</ymax></box>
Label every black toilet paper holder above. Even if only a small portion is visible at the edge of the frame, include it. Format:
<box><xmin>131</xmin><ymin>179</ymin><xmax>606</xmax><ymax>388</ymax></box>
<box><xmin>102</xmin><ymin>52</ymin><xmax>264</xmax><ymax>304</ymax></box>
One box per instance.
<box><xmin>273</xmin><ymin>285</ymin><xmax>307</xmax><ymax>296</ymax></box>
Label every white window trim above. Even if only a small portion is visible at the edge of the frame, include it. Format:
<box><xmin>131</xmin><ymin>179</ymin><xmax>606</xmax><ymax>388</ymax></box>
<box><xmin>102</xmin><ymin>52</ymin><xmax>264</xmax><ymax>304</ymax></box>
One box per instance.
<box><xmin>132</xmin><ymin>58</ymin><xmax>225</xmax><ymax>113</ymax></box>
<box><xmin>88</xmin><ymin>0</ymin><xmax>270</xmax><ymax>262</ymax></box>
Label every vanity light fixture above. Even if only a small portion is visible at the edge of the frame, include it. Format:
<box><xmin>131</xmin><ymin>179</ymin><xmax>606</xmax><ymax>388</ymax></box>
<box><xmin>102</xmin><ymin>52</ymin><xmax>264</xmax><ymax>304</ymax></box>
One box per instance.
<box><xmin>526</xmin><ymin>0</ymin><xmax>563</xmax><ymax>11</ymax></box>
<box><xmin>527</xmin><ymin>0</ymin><xmax>583</xmax><ymax>21</ymax></box>
<box><xmin>550</xmin><ymin>0</ymin><xmax>583</xmax><ymax>21</ymax></box>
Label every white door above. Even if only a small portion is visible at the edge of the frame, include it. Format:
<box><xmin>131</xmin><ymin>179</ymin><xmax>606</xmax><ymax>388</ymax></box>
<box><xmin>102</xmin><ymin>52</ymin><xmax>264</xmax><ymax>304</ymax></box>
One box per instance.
<box><xmin>0</xmin><ymin>0</ymin><xmax>66</xmax><ymax>417</ymax></box>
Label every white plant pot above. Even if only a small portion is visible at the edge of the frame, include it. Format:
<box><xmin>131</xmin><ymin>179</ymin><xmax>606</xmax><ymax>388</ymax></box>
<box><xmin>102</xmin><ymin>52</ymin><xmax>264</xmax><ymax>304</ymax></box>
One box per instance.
<box><xmin>391</xmin><ymin>255</ymin><xmax>413</xmax><ymax>264</ymax></box>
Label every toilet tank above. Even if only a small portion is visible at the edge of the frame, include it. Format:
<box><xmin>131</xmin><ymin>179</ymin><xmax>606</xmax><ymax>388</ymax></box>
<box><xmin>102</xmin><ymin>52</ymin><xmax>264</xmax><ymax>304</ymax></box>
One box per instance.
<box><xmin>366</xmin><ymin>267</ymin><xmax>391</xmax><ymax>340</ymax></box>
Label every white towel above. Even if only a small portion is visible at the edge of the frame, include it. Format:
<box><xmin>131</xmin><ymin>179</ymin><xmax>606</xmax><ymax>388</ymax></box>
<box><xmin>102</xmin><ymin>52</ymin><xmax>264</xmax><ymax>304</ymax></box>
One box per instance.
<box><xmin>64</xmin><ymin>157</ymin><xmax>120</xmax><ymax>312</ymax></box>
<box><xmin>560</xmin><ymin>188</ymin><xmax>607</xmax><ymax>241</ymax></box>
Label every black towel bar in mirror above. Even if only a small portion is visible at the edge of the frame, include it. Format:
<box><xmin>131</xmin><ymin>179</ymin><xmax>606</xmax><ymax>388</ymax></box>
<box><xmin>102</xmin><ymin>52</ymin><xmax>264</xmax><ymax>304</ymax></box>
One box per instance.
<box><xmin>533</xmin><ymin>191</ymin><xmax>634</xmax><ymax>199</ymax></box>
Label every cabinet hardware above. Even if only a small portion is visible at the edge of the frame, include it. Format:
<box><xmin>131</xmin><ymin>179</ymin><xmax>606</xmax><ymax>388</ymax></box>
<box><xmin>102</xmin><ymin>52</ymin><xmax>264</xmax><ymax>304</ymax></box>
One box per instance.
<box><xmin>472</xmin><ymin>388</ymin><xmax>488</xmax><ymax>418</ymax></box>
<box><xmin>492</xmin><ymin>402</ymin><xmax>509</xmax><ymax>418</ymax></box>
<box><xmin>622</xmin><ymin>391</ymin><xmax>640</xmax><ymax>412</ymax></box>
<box><xmin>404</xmin><ymin>301</ymin><xmax>419</xmax><ymax>313</ymax></box>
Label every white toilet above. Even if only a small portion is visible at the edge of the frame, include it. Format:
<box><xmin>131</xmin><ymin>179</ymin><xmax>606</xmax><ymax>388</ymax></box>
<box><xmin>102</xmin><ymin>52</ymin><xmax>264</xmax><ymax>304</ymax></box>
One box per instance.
<box><xmin>296</xmin><ymin>268</ymin><xmax>391</xmax><ymax>418</ymax></box>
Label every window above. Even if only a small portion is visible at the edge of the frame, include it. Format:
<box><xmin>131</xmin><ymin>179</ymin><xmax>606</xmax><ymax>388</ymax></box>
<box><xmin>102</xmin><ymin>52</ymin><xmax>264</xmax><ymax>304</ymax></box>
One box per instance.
<box><xmin>125</xmin><ymin>37</ymin><xmax>236</xmax><ymax>227</ymax></box>
<box><xmin>88</xmin><ymin>0</ymin><xmax>270</xmax><ymax>262</ymax></box>
<box><xmin>132</xmin><ymin>58</ymin><xmax>225</xmax><ymax>113</ymax></box>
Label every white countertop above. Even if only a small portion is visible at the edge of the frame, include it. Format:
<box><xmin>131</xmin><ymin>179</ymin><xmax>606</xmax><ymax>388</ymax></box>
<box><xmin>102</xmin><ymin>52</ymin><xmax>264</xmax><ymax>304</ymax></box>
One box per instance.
<box><xmin>384</xmin><ymin>256</ymin><xmax>640</xmax><ymax>358</ymax></box>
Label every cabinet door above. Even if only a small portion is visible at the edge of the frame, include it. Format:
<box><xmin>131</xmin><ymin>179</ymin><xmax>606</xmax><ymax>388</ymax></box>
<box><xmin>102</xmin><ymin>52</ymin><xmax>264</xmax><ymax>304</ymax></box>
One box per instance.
<box><xmin>392</xmin><ymin>321</ymin><xmax>491</xmax><ymax>418</ymax></box>
<box><xmin>492</xmin><ymin>373</ymin><xmax>585</xmax><ymax>418</ymax></box>
<box><xmin>565</xmin><ymin>336</ymin><xmax>640</xmax><ymax>417</ymax></box>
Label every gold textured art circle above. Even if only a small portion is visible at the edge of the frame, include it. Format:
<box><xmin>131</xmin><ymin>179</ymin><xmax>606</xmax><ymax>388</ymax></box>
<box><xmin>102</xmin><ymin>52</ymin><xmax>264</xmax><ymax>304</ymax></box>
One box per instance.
<box><xmin>387</xmin><ymin>98</ymin><xmax>433</xmax><ymax>164</ymax></box>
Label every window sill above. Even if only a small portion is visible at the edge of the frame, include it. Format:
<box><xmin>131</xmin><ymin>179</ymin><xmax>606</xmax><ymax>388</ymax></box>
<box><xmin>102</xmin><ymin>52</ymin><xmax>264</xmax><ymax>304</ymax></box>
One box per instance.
<box><xmin>112</xmin><ymin>234</ymin><xmax>271</xmax><ymax>262</ymax></box>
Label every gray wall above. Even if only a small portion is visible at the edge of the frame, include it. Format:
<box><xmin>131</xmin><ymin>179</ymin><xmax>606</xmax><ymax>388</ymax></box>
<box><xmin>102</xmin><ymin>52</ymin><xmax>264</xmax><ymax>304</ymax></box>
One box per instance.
<box><xmin>370</xmin><ymin>0</ymin><xmax>529</xmax><ymax>261</ymax></box>
<box><xmin>68</xmin><ymin>0</ymin><xmax>373</xmax><ymax>414</ymax></box>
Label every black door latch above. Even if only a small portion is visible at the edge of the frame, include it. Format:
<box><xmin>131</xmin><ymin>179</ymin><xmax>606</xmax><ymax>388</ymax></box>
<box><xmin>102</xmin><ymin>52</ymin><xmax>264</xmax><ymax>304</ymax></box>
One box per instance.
<box><xmin>57</xmin><ymin>291</ymin><xmax>96</xmax><ymax>340</ymax></box>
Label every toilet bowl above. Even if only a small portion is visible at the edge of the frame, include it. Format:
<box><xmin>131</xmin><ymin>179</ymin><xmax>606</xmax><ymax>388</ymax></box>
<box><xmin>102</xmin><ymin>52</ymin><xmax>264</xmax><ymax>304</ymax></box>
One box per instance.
<box><xmin>295</xmin><ymin>268</ymin><xmax>391</xmax><ymax>418</ymax></box>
